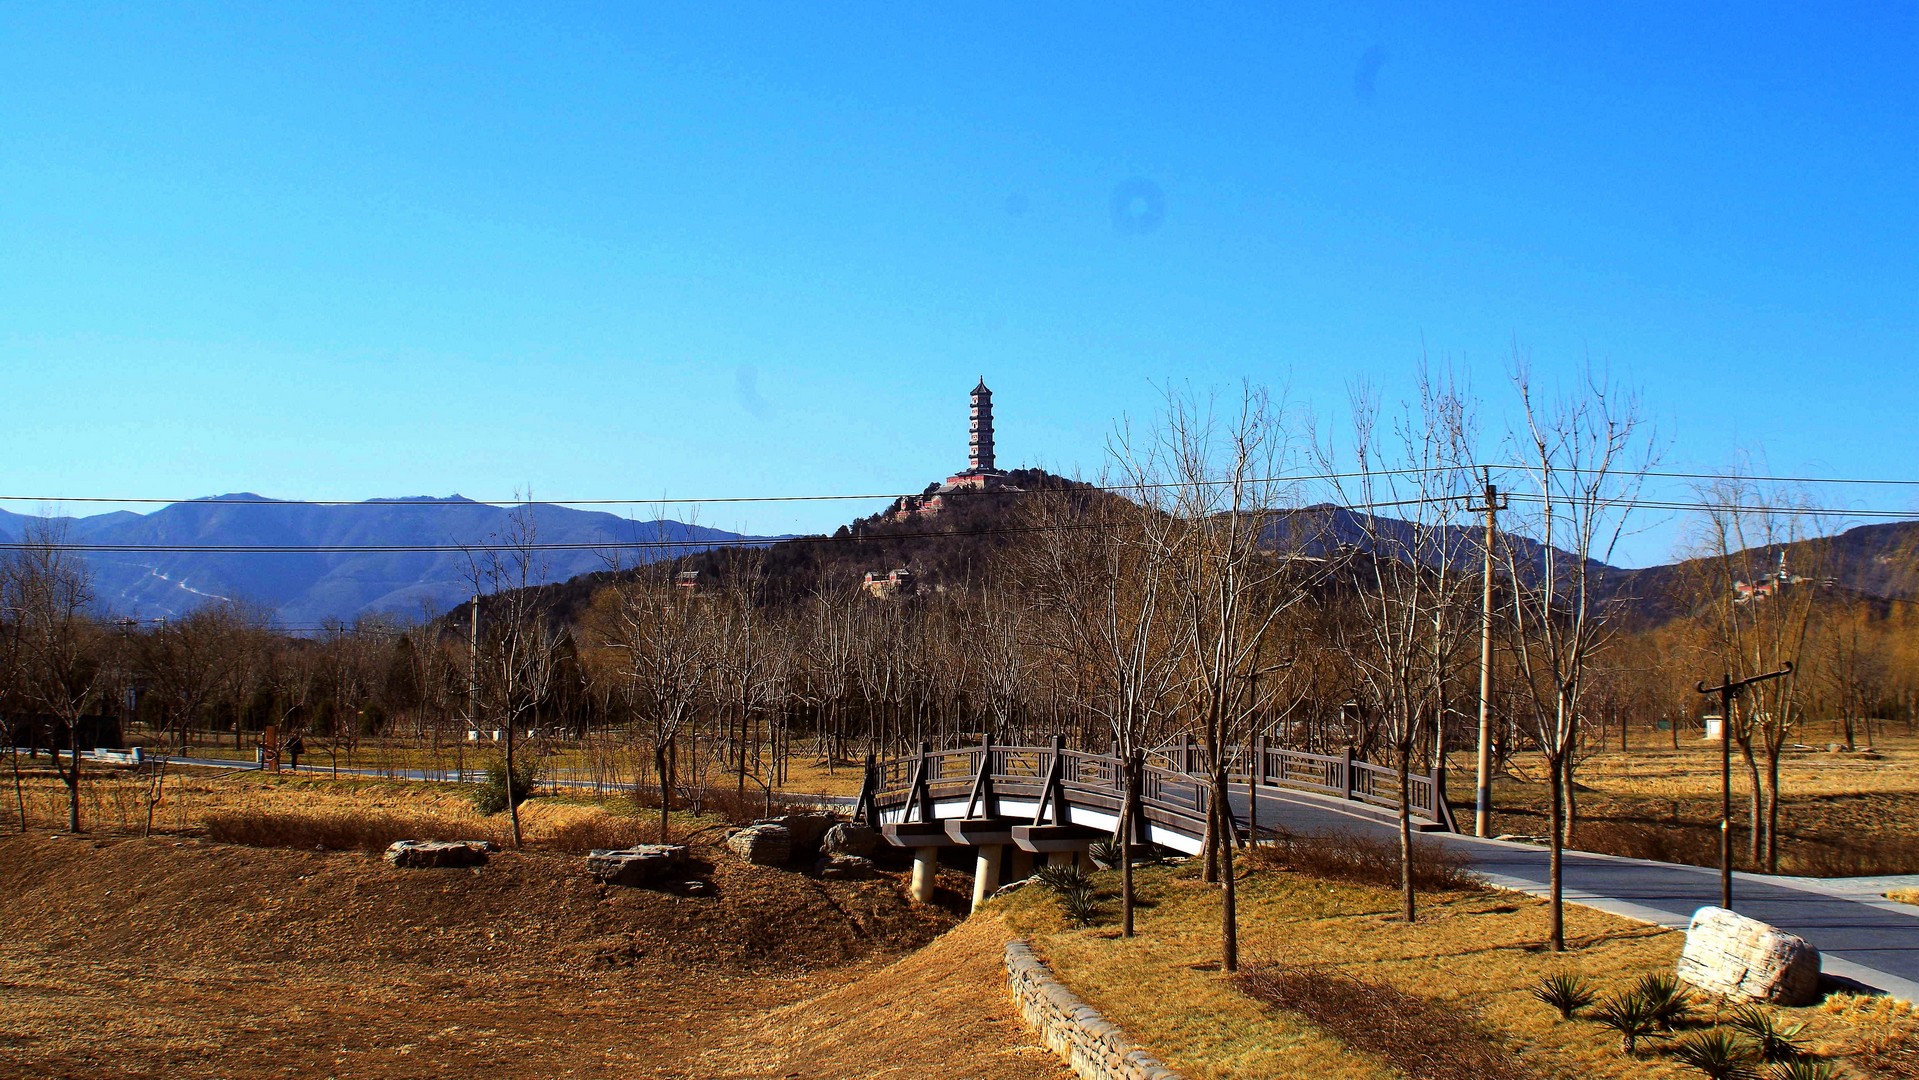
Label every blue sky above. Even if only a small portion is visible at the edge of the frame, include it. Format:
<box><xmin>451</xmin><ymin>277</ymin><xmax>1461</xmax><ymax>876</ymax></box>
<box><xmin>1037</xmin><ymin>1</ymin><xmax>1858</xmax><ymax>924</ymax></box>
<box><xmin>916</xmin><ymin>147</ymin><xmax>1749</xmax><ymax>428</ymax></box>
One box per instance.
<box><xmin>3</xmin><ymin>3</ymin><xmax>1914</xmax><ymax>565</ymax></box>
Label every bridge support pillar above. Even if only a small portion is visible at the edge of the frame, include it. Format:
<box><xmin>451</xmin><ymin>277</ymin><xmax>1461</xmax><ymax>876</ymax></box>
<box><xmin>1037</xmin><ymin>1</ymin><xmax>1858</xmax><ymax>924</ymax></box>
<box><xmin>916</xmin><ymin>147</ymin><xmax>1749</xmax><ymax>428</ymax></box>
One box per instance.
<box><xmin>910</xmin><ymin>846</ymin><xmax>940</xmax><ymax>904</ymax></box>
<box><xmin>970</xmin><ymin>844</ymin><xmax>1003</xmax><ymax>912</ymax></box>
<box><xmin>1005</xmin><ymin>846</ymin><xmax>1034</xmax><ymax>881</ymax></box>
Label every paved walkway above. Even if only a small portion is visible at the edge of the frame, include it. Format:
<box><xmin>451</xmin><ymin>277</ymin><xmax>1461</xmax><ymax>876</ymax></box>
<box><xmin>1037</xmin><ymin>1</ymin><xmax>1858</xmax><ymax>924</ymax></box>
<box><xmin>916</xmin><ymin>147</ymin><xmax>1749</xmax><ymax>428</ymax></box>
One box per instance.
<box><xmin>1238</xmin><ymin>785</ymin><xmax>1919</xmax><ymax>1001</ymax></box>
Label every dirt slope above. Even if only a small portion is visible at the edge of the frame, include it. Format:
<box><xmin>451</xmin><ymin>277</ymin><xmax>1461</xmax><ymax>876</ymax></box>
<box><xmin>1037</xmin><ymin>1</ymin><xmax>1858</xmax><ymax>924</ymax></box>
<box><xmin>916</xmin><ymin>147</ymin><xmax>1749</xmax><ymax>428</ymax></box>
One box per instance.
<box><xmin>0</xmin><ymin>833</ymin><xmax>1061</xmax><ymax>1080</ymax></box>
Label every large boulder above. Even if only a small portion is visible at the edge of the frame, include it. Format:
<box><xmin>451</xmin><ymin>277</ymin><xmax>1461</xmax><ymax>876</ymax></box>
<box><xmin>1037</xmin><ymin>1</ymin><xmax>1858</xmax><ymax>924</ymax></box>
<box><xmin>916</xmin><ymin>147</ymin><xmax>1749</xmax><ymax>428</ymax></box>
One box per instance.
<box><xmin>586</xmin><ymin>845</ymin><xmax>687</xmax><ymax>887</ymax></box>
<box><xmin>815</xmin><ymin>855</ymin><xmax>875</xmax><ymax>880</ymax></box>
<box><xmin>1677</xmin><ymin>906</ymin><xmax>1823</xmax><ymax>1005</ymax></box>
<box><xmin>726</xmin><ymin>824</ymin><xmax>792</xmax><ymax>867</ymax></box>
<box><xmin>384</xmin><ymin>839</ymin><xmax>495</xmax><ymax>869</ymax></box>
<box><xmin>821</xmin><ymin>821</ymin><xmax>879</xmax><ymax>858</ymax></box>
<box><xmin>754</xmin><ymin>813</ymin><xmax>839</xmax><ymax>857</ymax></box>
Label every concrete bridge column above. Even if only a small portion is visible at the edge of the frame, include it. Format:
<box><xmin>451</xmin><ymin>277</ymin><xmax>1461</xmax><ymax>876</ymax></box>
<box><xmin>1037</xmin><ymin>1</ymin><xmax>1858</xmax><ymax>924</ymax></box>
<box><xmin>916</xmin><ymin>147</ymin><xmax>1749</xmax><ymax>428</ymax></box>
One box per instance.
<box><xmin>1005</xmin><ymin>846</ymin><xmax>1034</xmax><ymax>881</ymax></box>
<box><xmin>910</xmin><ymin>846</ymin><xmax>940</xmax><ymax>904</ymax></box>
<box><xmin>970</xmin><ymin>844</ymin><xmax>1004</xmax><ymax>912</ymax></box>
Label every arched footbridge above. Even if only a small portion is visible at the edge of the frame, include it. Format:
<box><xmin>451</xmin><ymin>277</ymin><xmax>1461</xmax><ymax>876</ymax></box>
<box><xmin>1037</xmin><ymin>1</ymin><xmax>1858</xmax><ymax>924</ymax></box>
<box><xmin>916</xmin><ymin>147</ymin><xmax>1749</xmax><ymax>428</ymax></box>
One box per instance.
<box><xmin>853</xmin><ymin>735</ymin><xmax>1455</xmax><ymax>908</ymax></box>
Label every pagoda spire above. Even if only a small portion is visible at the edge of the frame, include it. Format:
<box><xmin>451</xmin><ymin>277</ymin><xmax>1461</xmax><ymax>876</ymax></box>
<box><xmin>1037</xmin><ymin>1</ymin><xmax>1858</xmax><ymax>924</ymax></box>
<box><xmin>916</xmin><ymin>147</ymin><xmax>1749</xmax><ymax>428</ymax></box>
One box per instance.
<box><xmin>969</xmin><ymin>379</ymin><xmax>995</xmax><ymax>473</ymax></box>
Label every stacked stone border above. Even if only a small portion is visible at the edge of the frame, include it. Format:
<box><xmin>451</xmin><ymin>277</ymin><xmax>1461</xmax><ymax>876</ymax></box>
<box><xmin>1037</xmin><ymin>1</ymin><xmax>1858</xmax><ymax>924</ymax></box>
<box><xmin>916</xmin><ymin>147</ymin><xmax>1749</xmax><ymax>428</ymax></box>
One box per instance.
<box><xmin>1005</xmin><ymin>940</ymin><xmax>1181</xmax><ymax>1080</ymax></box>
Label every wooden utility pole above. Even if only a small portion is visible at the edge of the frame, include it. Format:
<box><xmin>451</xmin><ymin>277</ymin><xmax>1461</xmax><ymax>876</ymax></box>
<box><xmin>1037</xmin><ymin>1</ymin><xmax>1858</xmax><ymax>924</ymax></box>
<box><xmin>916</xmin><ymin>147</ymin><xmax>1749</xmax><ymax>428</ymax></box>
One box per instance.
<box><xmin>1469</xmin><ymin>482</ymin><xmax>1507</xmax><ymax>837</ymax></box>
<box><xmin>467</xmin><ymin>594</ymin><xmax>480</xmax><ymax>760</ymax></box>
<box><xmin>1696</xmin><ymin>663</ymin><xmax>1793</xmax><ymax>909</ymax></box>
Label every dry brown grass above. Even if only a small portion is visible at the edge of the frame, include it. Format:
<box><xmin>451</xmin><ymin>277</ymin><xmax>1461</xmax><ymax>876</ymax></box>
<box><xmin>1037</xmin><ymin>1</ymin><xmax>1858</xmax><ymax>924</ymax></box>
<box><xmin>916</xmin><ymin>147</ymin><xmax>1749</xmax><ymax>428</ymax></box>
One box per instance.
<box><xmin>1235</xmin><ymin>963</ymin><xmax>1539</xmax><ymax>1080</ymax></box>
<box><xmin>1887</xmin><ymin>889</ymin><xmax>1919</xmax><ymax>907</ymax></box>
<box><xmin>993</xmin><ymin>859</ymin><xmax>1873</xmax><ymax>1080</ymax></box>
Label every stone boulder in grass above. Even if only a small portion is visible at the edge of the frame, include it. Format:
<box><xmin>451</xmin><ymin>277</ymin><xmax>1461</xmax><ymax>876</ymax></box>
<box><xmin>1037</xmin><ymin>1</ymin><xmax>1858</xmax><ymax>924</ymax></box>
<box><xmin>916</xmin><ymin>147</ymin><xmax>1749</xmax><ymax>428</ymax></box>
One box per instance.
<box><xmin>752</xmin><ymin>813</ymin><xmax>839</xmax><ymax>857</ymax></box>
<box><xmin>821</xmin><ymin>821</ymin><xmax>879</xmax><ymax>859</ymax></box>
<box><xmin>384</xmin><ymin>839</ymin><xmax>497</xmax><ymax>869</ymax></box>
<box><xmin>726</xmin><ymin>823</ymin><xmax>792</xmax><ymax>867</ymax></box>
<box><xmin>1677</xmin><ymin>906</ymin><xmax>1822</xmax><ymax>1005</ymax></box>
<box><xmin>586</xmin><ymin>845</ymin><xmax>688</xmax><ymax>887</ymax></box>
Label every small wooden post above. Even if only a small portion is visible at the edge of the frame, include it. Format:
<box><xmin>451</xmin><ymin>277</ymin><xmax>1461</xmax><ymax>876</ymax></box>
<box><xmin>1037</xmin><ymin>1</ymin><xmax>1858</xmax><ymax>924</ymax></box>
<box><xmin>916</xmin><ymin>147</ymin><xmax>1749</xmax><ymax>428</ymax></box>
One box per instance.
<box><xmin>1340</xmin><ymin>747</ymin><xmax>1355</xmax><ymax>802</ymax></box>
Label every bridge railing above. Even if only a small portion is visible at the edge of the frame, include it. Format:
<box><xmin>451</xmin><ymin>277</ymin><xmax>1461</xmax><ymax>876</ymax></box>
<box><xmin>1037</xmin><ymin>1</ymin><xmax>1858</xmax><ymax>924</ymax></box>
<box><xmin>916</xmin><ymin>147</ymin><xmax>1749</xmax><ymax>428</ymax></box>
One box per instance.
<box><xmin>866</xmin><ymin>737</ymin><xmax>1451</xmax><ymax>833</ymax></box>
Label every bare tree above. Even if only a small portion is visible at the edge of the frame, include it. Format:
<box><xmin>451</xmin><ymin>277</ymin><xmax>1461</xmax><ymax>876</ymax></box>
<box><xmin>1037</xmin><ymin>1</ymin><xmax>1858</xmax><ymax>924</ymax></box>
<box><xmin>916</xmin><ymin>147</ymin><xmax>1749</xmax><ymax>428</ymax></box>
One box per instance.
<box><xmin>4</xmin><ymin>521</ymin><xmax>104</xmax><ymax>833</ymax></box>
<box><xmin>465</xmin><ymin>500</ymin><xmax>561</xmax><ymax>848</ymax></box>
<box><xmin>1500</xmin><ymin>362</ymin><xmax>1653</xmax><ymax>951</ymax></box>
<box><xmin>1318</xmin><ymin>371</ymin><xmax>1477</xmax><ymax>923</ymax></box>
<box><xmin>1688</xmin><ymin>472</ymin><xmax>1824</xmax><ymax>871</ymax></box>
<box><xmin>1153</xmin><ymin>383</ymin><xmax>1310</xmax><ymax>973</ymax></box>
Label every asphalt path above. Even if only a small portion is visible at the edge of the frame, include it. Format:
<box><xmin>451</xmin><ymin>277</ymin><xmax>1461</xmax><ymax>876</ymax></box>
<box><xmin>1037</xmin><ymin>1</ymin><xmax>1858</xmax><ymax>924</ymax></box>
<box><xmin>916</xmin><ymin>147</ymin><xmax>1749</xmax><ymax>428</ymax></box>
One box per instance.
<box><xmin>1236</xmin><ymin>783</ymin><xmax>1919</xmax><ymax>1001</ymax></box>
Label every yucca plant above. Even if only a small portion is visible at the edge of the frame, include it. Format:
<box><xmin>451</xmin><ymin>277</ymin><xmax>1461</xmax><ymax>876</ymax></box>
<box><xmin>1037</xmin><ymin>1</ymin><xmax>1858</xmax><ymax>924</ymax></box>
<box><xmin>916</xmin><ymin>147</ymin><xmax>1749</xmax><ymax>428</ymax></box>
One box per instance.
<box><xmin>1729</xmin><ymin>1004</ymin><xmax>1808</xmax><ymax>1063</ymax></box>
<box><xmin>1530</xmin><ymin>973</ymin><xmax>1597</xmax><ymax>1020</ymax></box>
<box><xmin>1768</xmin><ymin>1057</ymin><xmax>1843</xmax><ymax>1080</ymax></box>
<box><xmin>1591</xmin><ymin>990</ymin><xmax>1662</xmax><ymax>1056</ymax></box>
<box><xmin>1671</xmin><ymin>1028</ymin><xmax>1758</xmax><ymax>1079</ymax></box>
<box><xmin>1035</xmin><ymin>864</ymin><xmax>1093</xmax><ymax>894</ymax></box>
<box><xmin>1087</xmin><ymin>839</ymin><xmax>1122</xmax><ymax>870</ymax></box>
<box><xmin>1061</xmin><ymin>883</ymin><xmax>1100</xmax><ymax>926</ymax></box>
<box><xmin>1635</xmin><ymin>971</ymin><xmax>1696</xmax><ymax>1031</ymax></box>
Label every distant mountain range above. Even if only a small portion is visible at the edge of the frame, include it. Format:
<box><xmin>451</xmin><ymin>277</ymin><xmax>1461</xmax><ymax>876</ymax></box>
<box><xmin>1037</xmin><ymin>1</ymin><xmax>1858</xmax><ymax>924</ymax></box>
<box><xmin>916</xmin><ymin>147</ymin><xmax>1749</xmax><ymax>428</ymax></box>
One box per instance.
<box><xmin>0</xmin><ymin>496</ymin><xmax>765</xmax><ymax>628</ymax></box>
<box><xmin>7</xmin><ymin>486</ymin><xmax>1916</xmax><ymax>631</ymax></box>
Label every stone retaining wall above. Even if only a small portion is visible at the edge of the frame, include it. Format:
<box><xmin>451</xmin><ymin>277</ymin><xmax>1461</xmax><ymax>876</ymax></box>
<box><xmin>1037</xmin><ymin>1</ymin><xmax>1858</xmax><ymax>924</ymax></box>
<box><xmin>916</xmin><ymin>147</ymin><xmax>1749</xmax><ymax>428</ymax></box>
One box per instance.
<box><xmin>1004</xmin><ymin>940</ymin><xmax>1181</xmax><ymax>1080</ymax></box>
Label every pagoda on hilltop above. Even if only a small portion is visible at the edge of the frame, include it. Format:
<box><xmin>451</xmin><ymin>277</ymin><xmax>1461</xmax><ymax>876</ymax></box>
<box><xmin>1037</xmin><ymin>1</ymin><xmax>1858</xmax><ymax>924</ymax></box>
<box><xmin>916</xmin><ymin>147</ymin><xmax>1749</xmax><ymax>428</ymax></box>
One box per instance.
<box><xmin>885</xmin><ymin>378</ymin><xmax>1018</xmax><ymax>520</ymax></box>
<box><xmin>946</xmin><ymin>378</ymin><xmax>1008</xmax><ymax>490</ymax></box>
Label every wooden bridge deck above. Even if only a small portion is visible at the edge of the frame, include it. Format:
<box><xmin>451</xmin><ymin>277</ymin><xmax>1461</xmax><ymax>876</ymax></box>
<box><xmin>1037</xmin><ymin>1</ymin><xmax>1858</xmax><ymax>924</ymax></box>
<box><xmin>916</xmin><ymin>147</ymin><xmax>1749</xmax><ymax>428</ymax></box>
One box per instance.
<box><xmin>856</xmin><ymin>735</ymin><xmax>1454</xmax><ymax>860</ymax></box>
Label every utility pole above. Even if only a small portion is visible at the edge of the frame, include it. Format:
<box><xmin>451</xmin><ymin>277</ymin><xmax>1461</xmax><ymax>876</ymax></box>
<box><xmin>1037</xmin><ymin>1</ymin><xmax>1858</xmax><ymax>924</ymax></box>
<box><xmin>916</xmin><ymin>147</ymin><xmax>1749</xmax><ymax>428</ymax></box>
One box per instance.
<box><xmin>1696</xmin><ymin>663</ymin><xmax>1793</xmax><ymax>910</ymax></box>
<box><xmin>1469</xmin><ymin>481</ymin><xmax>1508</xmax><ymax>837</ymax></box>
<box><xmin>467</xmin><ymin>594</ymin><xmax>480</xmax><ymax>756</ymax></box>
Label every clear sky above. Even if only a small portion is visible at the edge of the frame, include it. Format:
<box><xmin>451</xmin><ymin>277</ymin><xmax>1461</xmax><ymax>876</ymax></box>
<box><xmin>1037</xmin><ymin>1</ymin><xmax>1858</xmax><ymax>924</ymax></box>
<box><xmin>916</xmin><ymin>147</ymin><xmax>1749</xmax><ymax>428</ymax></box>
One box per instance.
<box><xmin>3</xmin><ymin>3</ymin><xmax>1915</xmax><ymax>565</ymax></box>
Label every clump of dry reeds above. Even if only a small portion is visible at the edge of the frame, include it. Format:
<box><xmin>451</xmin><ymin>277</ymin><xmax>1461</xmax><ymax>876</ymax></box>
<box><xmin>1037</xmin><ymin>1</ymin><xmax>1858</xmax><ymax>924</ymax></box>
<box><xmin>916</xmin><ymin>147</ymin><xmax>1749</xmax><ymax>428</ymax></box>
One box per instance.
<box><xmin>1249</xmin><ymin>828</ymin><xmax>1484</xmax><ymax>892</ymax></box>
<box><xmin>202</xmin><ymin>808</ymin><xmax>504</xmax><ymax>852</ymax></box>
<box><xmin>1235</xmin><ymin>962</ymin><xmax>1538</xmax><ymax>1080</ymax></box>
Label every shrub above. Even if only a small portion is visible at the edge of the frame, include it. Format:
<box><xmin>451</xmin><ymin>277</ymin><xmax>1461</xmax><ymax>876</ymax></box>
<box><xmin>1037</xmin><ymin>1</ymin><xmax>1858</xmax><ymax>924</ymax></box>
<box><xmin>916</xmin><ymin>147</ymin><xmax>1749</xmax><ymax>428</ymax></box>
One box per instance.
<box><xmin>1034</xmin><ymin>864</ymin><xmax>1093</xmax><ymax>894</ymax></box>
<box><xmin>1728</xmin><ymin>1005</ymin><xmax>1808</xmax><ymax>1063</ymax></box>
<box><xmin>1767</xmin><ymin>1059</ymin><xmax>1843</xmax><ymax>1080</ymax></box>
<box><xmin>1087</xmin><ymin>838</ymin><xmax>1122</xmax><ymax>870</ymax></box>
<box><xmin>470</xmin><ymin>755</ymin><xmax>539</xmax><ymax>815</ymax></box>
<box><xmin>1635</xmin><ymin>971</ymin><xmax>1696</xmax><ymax>1031</ymax></box>
<box><xmin>1061</xmin><ymin>883</ymin><xmax>1100</xmax><ymax>926</ymax></box>
<box><xmin>1671</xmin><ymin>1028</ymin><xmax>1758</xmax><ymax>1079</ymax></box>
<box><xmin>1531</xmin><ymin>973</ymin><xmax>1597</xmax><ymax>1020</ymax></box>
<box><xmin>1591</xmin><ymin>990</ymin><xmax>1662</xmax><ymax>1056</ymax></box>
<box><xmin>1250</xmin><ymin>828</ymin><xmax>1484</xmax><ymax>891</ymax></box>
<box><xmin>1235</xmin><ymin>963</ymin><xmax>1538</xmax><ymax>1080</ymax></box>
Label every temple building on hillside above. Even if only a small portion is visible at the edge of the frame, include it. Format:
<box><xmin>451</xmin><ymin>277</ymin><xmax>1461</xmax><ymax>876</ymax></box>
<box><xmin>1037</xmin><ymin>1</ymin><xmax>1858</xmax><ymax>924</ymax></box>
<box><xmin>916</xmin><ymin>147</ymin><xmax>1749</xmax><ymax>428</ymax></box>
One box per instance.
<box><xmin>887</xmin><ymin>378</ymin><xmax>1018</xmax><ymax>520</ymax></box>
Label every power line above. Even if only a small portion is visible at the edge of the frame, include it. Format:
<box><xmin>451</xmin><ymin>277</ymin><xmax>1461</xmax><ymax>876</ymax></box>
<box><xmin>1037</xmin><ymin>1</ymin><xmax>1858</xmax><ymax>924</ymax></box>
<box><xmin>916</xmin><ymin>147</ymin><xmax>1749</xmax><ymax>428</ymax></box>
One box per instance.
<box><xmin>0</xmin><ymin>494</ymin><xmax>1451</xmax><ymax>555</ymax></box>
<box><xmin>8</xmin><ymin>463</ymin><xmax>1919</xmax><ymax>511</ymax></box>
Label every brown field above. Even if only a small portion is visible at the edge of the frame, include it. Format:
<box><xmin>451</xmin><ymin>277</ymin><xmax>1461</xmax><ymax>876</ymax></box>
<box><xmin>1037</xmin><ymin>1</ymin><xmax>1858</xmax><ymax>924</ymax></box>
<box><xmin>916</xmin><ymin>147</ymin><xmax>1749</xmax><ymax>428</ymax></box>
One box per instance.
<box><xmin>1463</xmin><ymin>734</ymin><xmax>1919</xmax><ymax>875</ymax></box>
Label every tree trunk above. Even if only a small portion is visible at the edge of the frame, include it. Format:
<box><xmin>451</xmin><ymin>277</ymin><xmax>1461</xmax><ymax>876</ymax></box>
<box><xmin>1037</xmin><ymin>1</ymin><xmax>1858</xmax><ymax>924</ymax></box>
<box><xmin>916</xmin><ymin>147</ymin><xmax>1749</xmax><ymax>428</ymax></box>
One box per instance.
<box><xmin>1214</xmin><ymin>764</ymin><xmax>1238</xmax><ymax>973</ymax></box>
<box><xmin>1119</xmin><ymin>754</ymin><xmax>1141</xmax><ymax>938</ymax></box>
<box><xmin>1397</xmin><ymin>748</ymin><xmax>1416</xmax><ymax>924</ymax></box>
<box><xmin>504</xmin><ymin>722</ymin><xmax>523</xmax><ymax>849</ymax></box>
<box><xmin>1741</xmin><ymin>741</ymin><xmax>1763</xmax><ymax>866</ymax></box>
<box><xmin>655</xmin><ymin>740</ymin><xmax>672</xmax><ymax>843</ymax></box>
<box><xmin>1546</xmin><ymin>754</ymin><xmax>1565</xmax><ymax>952</ymax></box>
<box><xmin>1764</xmin><ymin>749</ymin><xmax>1782</xmax><ymax>873</ymax></box>
<box><xmin>10</xmin><ymin>741</ymin><xmax>26</xmax><ymax>832</ymax></box>
<box><xmin>1200</xmin><ymin>792</ymin><xmax>1219</xmax><ymax>884</ymax></box>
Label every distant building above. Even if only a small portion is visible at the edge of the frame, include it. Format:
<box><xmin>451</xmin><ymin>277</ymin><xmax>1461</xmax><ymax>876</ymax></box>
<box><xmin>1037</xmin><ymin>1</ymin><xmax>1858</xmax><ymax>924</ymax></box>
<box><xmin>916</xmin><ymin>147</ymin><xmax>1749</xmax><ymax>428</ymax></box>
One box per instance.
<box><xmin>862</xmin><ymin>567</ymin><xmax>916</xmax><ymax>599</ymax></box>
<box><xmin>675</xmin><ymin>570</ymin><xmax>702</xmax><ymax>592</ymax></box>
<box><xmin>889</xmin><ymin>378</ymin><xmax>1018</xmax><ymax>520</ymax></box>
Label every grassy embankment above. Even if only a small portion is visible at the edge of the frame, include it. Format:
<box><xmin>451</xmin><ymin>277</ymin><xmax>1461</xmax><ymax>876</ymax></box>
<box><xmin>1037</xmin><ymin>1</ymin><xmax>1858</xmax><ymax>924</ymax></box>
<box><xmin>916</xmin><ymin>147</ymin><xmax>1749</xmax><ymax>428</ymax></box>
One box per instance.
<box><xmin>993</xmin><ymin>845</ymin><xmax>1917</xmax><ymax>1079</ymax></box>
